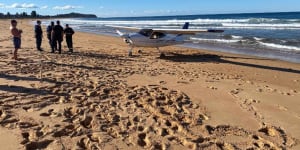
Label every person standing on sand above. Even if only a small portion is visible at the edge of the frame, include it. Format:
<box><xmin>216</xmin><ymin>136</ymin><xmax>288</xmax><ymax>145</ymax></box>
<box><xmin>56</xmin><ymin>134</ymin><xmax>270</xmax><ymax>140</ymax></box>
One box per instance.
<box><xmin>10</xmin><ymin>19</ymin><xmax>22</xmax><ymax>60</ymax></box>
<box><xmin>47</xmin><ymin>21</ymin><xmax>57</xmax><ymax>52</ymax></box>
<box><xmin>64</xmin><ymin>24</ymin><xmax>75</xmax><ymax>53</ymax></box>
<box><xmin>34</xmin><ymin>20</ymin><xmax>43</xmax><ymax>51</ymax></box>
<box><xmin>52</xmin><ymin>20</ymin><xmax>64</xmax><ymax>54</ymax></box>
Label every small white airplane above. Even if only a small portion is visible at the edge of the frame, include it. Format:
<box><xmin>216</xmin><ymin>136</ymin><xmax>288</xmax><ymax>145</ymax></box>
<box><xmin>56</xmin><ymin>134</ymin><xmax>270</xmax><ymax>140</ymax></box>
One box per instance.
<box><xmin>108</xmin><ymin>22</ymin><xmax>224</xmax><ymax>57</ymax></box>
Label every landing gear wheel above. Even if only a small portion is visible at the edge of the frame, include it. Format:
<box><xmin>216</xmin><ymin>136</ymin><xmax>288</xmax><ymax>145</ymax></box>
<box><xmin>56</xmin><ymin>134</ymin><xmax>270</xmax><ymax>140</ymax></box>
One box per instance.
<box><xmin>128</xmin><ymin>50</ymin><xmax>133</xmax><ymax>57</ymax></box>
<box><xmin>159</xmin><ymin>53</ymin><xmax>166</xmax><ymax>58</ymax></box>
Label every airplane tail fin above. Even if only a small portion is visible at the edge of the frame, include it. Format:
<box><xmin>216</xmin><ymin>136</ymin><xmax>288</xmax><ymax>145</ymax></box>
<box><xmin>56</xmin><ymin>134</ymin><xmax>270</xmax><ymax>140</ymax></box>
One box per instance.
<box><xmin>177</xmin><ymin>22</ymin><xmax>190</xmax><ymax>37</ymax></box>
<box><xmin>182</xmin><ymin>22</ymin><xmax>189</xmax><ymax>29</ymax></box>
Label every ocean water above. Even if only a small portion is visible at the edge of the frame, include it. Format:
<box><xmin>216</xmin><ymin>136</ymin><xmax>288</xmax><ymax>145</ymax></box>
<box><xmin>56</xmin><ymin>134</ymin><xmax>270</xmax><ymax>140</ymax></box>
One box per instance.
<box><xmin>48</xmin><ymin>12</ymin><xmax>300</xmax><ymax>63</ymax></box>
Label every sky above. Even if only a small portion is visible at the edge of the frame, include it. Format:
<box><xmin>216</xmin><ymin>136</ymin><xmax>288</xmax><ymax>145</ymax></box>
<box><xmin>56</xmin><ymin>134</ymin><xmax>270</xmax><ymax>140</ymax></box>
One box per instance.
<box><xmin>0</xmin><ymin>0</ymin><xmax>299</xmax><ymax>17</ymax></box>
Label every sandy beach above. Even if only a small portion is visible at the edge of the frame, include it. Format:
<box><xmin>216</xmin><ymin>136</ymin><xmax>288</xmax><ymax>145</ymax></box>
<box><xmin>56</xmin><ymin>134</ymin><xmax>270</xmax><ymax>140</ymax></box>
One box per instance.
<box><xmin>0</xmin><ymin>19</ymin><xmax>300</xmax><ymax>149</ymax></box>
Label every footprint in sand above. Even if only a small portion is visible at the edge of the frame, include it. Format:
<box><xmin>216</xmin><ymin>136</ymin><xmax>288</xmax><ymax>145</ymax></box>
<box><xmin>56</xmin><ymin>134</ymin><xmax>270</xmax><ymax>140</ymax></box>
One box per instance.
<box><xmin>159</xmin><ymin>81</ymin><xmax>167</xmax><ymax>85</ymax></box>
<box><xmin>279</xmin><ymin>91</ymin><xmax>293</xmax><ymax>96</ymax></box>
<box><xmin>137</xmin><ymin>133</ymin><xmax>150</xmax><ymax>147</ymax></box>
<box><xmin>256</xmin><ymin>88</ymin><xmax>263</xmax><ymax>93</ymax></box>
<box><xmin>229</xmin><ymin>88</ymin><xmax>243</xmax><ymax>97</ymax></box>
<box><xmin>177</xmin><ymin>80</ymin><xmax>189</xmax><ymax>84</ymax></box>
<box><xmin>207</xmin><ymin>86</ymin><xmax>218</xmax><ymax>90</ymax></box>
<box><xmin>276</xmin><ymin>105</ymin><xmax>288</xmax><ymax>111</ymax></box>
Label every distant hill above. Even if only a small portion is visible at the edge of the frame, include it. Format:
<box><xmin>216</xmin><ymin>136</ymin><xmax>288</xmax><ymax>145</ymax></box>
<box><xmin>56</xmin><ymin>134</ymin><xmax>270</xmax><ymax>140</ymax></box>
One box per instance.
<box><xmin>55</xmin><ymin>12</ymin><xmax>97</xmax><ymax>18</ymax></box>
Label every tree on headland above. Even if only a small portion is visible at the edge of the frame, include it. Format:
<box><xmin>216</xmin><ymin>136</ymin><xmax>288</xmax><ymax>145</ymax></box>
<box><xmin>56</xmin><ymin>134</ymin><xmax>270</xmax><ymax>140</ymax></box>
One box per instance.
<box><xmin>0</xmin><ymin>11</ymin><xmax>97</xmax><ymax>19</ymax></box>
<box><xmin>22</xmin><ymin>12</ymin><xmax>28</xmax><ymax>18</ymax></box>
<box><xmin>6</xmin><ymin>12</ymin><xmax>11</xmax><ymax>18</ymax></box>
<box><xmin>31</xmin><ymin>11</ymin><xmax>37</xmax><ymax>18</ymax></box>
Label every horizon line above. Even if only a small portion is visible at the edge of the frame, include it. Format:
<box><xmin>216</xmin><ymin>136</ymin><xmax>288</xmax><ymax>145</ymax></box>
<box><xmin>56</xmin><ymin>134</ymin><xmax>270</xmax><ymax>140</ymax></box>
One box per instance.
<box><xmin>97</xmin><ymin>10</ymin><xmax>300</xmax><ymax>18</ymax></box>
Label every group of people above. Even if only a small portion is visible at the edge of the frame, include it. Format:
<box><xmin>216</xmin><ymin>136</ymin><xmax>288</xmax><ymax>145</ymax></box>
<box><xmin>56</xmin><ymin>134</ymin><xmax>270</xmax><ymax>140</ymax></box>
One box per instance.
<box><xmin>10</xmin><ymin>19</ymin><xmax>75</xmax><ymax>60</ymax></box>
<box><xmin>44</xmin><ymin>20</ymin><xmax>75</xmax><ymax>54</ymax></box>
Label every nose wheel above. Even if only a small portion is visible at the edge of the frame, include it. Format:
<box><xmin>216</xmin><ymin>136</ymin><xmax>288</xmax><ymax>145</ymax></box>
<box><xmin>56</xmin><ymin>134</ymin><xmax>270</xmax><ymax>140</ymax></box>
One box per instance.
<box><xmin>128</xmin><ymin>48</ymin><xmax>142</xmax><ymax>56</ymax></box>
<box><xmin>157</xmin><ymin>47</ymin><xmax>165</xmax><ymax>58</ymax></box>
<box><xmin>159</xmin><ymin>53</ymin><xmax>166</xmax><ymax>58</ymax></box>
<box><xmin>128</xmin><ymin>46</ymin><xmax>134</xmax><ymax>56</ymax></box>
<box><xmin>128</xmin><ymin>49</ymin><xmax>133</xmax><ymax>56</ymax></box>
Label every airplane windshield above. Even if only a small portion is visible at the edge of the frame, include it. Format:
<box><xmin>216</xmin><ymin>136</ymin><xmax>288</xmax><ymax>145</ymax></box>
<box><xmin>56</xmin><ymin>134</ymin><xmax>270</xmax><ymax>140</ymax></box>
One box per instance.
<box><xmin>139</xmin><ymin>29</ymin><xmax>153</xmax><ymax>37</ymax></box>
<box><xmin>150</xmin><ymin>32</ymin><xmax>166</xmax><ymax>39</ymax></box>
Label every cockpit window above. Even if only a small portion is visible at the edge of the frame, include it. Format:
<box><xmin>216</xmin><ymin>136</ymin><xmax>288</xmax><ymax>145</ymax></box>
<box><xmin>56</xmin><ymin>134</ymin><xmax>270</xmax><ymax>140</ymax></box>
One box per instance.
<box><xmin>150</xmin><ymin>32</ymin><xmax>166</xmax><ymax>39</ymax></box>
<box><xmin>139</xmin><ymin>29</ymin><xmax>153</xmax><ymax>37</ymax></box>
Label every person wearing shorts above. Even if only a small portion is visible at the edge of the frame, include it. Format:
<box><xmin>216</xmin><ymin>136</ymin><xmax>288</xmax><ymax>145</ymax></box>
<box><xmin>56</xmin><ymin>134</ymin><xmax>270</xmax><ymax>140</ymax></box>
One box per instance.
<box><xmin>10</xmin><ymin>19</ymin><xmax>22</xmax><ymax>60</ymax></box>
<box><xmin>13</xmin><ymin>37</ymin><xmax>21</xmax><ymax>49</ymax></box>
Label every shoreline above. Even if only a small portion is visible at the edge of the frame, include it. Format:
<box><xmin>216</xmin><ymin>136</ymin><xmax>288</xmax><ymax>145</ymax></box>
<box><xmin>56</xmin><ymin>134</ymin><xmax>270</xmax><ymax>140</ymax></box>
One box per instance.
<box><xmin>48</xmin><ymin>18</ymin><xmax>300</xmax><ymax>64</ymax></box>
<box><xmin>0</xmin><ymin>19</ymin><xmax>300</xmax><ymax>149</ymax></box>
<box><xmin>63</xmin><ymin>27</ymin><xmax>300</xmax><ymax>64</ymax></box>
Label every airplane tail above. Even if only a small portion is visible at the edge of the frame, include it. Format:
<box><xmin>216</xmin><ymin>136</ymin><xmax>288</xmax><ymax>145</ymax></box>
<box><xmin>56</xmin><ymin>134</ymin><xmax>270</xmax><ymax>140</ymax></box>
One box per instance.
<box><xmin>182</xmin><ymin>22</ymin><xmax>189</xmax><ymax>29</ymax></box>
<box><xmin>176</xmin><ymin>22</ymin><xmax>190</xmax><ymax>37</ymax></box>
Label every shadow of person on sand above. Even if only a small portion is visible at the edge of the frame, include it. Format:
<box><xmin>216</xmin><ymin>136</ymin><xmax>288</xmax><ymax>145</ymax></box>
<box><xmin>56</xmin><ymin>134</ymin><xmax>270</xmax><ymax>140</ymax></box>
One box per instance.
<box><xmin>25</xmin><ymin>140</ymin><xmax>54</xmax><ymax>150</ymax></box>
<box><xmin>45</xmin><ymin>61</ymin><xmax>119</xmax><ymax>72</ymax></box>
<box><xmin>160</xmin><ymin>52</ymin><xmax>300</xmax><ymax>74</ymax></box>
<box><xmin>68</xmin><ymin>51</ymin><xmax>134</xmax><ymax>61</ymax></box>
<box><xmin>0</xmin><ymin>85</ymin><xmax>68</xmax><ymax>97</ymax></box>
<box><xmin>0</xmin><ymin>73</ymin><xmax>67</xmax><ymax>84</ymax></box>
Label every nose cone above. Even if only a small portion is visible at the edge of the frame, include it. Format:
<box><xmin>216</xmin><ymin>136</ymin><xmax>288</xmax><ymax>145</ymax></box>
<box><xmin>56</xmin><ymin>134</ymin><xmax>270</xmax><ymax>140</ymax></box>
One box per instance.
<box><xmin>124</xmin><ymin>38</ymin><xmax>131</xmax><ymax>44</ymax></box>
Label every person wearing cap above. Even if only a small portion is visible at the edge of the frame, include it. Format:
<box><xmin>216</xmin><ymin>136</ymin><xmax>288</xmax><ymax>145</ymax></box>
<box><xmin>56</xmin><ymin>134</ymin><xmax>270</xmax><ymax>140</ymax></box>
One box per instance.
<box><xmin>64</xmin><ymin>24</ymin><xmax>75</xmax><ymax>53</ymax></box>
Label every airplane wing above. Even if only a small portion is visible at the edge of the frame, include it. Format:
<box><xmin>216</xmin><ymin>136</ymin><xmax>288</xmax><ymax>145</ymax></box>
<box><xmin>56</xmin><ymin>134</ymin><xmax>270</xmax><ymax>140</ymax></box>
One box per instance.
<box><xmin>106</xmin><ymin>25</ymin><xmax>142</xmax><ymax>32</ymax></box>
<box><xmin>152</xmin><ymin>29</ymin><xmax>224</xmax><ymax>35</ymax></box>
<box><xmin>107</xmin><ymin>25</ymin><xmax>224</xmax><ymax>34</ymax></box>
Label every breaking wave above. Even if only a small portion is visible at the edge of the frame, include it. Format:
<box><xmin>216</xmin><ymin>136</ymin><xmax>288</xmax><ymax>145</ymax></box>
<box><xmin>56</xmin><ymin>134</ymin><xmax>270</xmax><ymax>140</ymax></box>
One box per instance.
<box><xmin>43</xmin><ymin>12</ymin><xmax>300</xmax><ymax>63</ymax></box>
<box><xmin>258</xmin><ymin>42</ymin><xmax>300</xmax><ymax>51</ymax></box>
<box><xmin>61</xmin><ymin>18</ymin><xmax>300</xmax><ymax>30</ymax></box>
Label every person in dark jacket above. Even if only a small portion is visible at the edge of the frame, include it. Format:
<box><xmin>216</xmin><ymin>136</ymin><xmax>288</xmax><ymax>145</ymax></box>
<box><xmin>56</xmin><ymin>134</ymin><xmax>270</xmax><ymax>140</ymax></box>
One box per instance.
<box><xmin>64</xmin><ymin>24</ymin><xmax>75</xmax><ymax>53</ymax></box>
<box><xmin>52</xmin><ymin>20</ymin><xmax>64</xmax><ymax>54</ymax></box>
<box><xmin>46</xmin><ymin>21</ymin><xmax>57</xmax><ymax>52</ymax></box>
<box><xmin>34</xmin><ymin>20</ymin><xmax>43</xmax><ymax>51</ymax></box>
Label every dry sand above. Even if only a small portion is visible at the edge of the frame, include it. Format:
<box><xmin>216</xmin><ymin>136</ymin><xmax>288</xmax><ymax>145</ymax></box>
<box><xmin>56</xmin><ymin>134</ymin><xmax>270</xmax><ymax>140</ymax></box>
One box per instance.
<box><xmin>0</xmin><ymin>19</ymin><xmax>300</xmax><ymax>149</ymax></box>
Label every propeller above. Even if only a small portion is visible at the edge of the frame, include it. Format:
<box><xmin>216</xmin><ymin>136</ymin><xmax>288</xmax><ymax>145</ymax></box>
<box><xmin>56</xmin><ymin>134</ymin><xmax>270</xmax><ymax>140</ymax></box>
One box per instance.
<box><xmin>116</xmin><ymin>30</ymin><xmax>133</xmax><ymax>45</ymax></box>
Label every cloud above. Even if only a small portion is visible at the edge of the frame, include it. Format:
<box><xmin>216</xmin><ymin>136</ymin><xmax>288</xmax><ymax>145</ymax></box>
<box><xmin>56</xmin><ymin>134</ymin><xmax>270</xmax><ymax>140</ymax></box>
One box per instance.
<box><xmin>40</xmin><ymin>5</ymin><xmax>48</xmax><ymax>9</ymax></box>
<box><xmin>7</xmin><ymin>3</ymin><xmax>38</xmax><ymax>9</ymax></box>
<box><xmin>143</xmin><ymin>9</ymin><xmax>185</xmax><ymax>15</ymax></box>
<box><xmin>53</xmin><ymin>5</ymin><xmax>82</xmax><ymax>10</ymax></box>
<box><xmin>0</xmin><ymin>3</ymin><xmax>5</xmax><ymax>8</ymax></box>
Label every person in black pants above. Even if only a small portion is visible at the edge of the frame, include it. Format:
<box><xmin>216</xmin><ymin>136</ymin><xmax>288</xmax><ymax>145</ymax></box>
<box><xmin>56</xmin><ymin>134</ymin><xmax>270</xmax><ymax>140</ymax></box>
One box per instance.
<box><xmin>46</xmin><ymin>21</ymin><xmax>57</xmax><ymax>51</ymax></box>
<box><xmin>64</xmin><ymin>24</ymin><xmax>75</xmax><ymax>53</ymax></box>
<box><xmin>34</xmin><ymin>20</ymin><xmax>43</xmax><ymax>51</ymax></box>
<box><xmin>52</xmin><ymin>20</ymin><xmax>64</xmax><ymax>54</ymax></box>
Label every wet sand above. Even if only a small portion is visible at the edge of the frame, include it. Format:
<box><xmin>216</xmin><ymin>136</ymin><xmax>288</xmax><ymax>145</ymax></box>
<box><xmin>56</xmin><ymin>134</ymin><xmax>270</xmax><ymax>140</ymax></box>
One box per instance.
<box><xmin>0</xmin><ymin>19</ymin><xmax>300</xmax><ymax>149</ymax></box>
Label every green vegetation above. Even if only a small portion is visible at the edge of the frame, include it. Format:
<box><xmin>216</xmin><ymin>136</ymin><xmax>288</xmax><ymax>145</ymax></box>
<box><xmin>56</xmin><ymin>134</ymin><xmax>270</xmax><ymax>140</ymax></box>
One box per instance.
<box><xmin>0</xmin><ymin>11</ymin><xmax>97</xmax><ymax>19</ymax></box>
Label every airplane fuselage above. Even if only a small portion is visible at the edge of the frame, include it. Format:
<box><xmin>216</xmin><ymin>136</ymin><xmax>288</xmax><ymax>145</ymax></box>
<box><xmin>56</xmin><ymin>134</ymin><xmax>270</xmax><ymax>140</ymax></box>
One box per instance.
<box><xmin>127</xmin><ymin>33</ymin><xmax>185</xmax><ymax>48</ymax></box>
<box><xmin>110</xmin><ymin>22</ymin><xmax>224</xmax><ymax>56</ymax></box>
